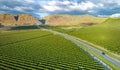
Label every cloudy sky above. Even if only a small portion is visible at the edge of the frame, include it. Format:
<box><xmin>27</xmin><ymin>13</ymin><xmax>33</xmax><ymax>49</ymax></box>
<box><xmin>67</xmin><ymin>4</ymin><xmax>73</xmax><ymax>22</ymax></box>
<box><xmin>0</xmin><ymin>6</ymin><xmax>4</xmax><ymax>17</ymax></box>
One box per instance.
<box><xmin>0</xmin><ymin>0</ymin><xmax>120</xmax><ymax>18</ymax></box>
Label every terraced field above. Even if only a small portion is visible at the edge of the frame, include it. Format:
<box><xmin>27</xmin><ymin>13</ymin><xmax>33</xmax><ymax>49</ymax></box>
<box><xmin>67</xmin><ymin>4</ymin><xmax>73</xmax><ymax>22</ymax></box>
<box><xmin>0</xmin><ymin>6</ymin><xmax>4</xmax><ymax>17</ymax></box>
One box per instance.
<box><xmin>53</xmin><ymin>18</ymin><xmax>120</xmax><ymax>54</ymax></box>
<box><xmin>0</xmin><ymin>30</ymin><xmax>105</xmax><ymax>69</ymax></box>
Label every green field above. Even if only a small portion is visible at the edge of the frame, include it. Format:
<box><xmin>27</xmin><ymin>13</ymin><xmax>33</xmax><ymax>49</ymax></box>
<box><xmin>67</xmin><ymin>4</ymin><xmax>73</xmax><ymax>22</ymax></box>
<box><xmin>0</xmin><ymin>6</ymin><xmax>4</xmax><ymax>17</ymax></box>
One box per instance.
<box><xmin>53</xmin><ymin>18</ymin><xmax>120</xmax><ymax>54</ymax></box>
<box><xmin>0</xmin><ymin>30</ymin><xmax>105</xmax><ymax>69</ymax></box>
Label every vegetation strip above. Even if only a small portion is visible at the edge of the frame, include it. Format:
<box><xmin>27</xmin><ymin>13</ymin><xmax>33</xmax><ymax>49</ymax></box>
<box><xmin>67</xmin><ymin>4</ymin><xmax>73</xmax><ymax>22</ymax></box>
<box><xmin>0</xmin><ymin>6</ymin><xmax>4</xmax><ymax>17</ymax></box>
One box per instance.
<box><xmin>0</xmin><ymin>34</ymin><xmax>51</xmax><ymax>47</ymax></box>
<box><xmin>43</xmin><ymin>29</ymin><xmax>113</xmax><ymax>70</ymax></box>
<box><xmin>0</xmin><ymin>30</ymin><xmax>104</xmax><ymax>69</ymax></box>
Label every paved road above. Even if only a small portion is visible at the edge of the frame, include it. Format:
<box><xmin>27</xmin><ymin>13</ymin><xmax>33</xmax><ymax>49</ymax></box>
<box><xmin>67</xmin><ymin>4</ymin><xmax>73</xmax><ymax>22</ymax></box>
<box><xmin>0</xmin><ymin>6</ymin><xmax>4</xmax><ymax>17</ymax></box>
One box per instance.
<box><xmin>42</xmin><ymin>29</ymin><xmax>120</xmax><ymax>69</ymax></box>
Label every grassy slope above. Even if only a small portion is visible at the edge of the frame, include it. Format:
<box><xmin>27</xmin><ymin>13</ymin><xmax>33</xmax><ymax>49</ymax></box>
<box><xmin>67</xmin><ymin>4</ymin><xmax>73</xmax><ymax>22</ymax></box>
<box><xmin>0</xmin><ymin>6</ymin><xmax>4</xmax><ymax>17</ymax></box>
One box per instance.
<box><xmin>55</xmin><ymin>18</ymin><xmax>120</xmax><ymax>54</ymax></box>
<box><xmin>0</xmin><ymin>30</ymin><xmax>104</xmax><ymax>69</ymax></box>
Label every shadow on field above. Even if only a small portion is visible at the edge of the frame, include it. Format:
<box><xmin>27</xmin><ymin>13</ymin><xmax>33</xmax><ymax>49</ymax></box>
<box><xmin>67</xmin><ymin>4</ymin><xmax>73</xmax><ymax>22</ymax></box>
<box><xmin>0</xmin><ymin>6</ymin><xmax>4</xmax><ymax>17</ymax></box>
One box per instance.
<box><xmin>10</xmin><ymin>25</ymin><xmax>57</xmax><ymax>30</ymax></box>
<box><xmin>11</xmin><ymin>25</ymin><xmax>39</xmax><ymax>30</ymax></box>
<box><xmin>0</xmin><ymin>34</ymin><xmax>51</xmax><ymax>47</ymax></box>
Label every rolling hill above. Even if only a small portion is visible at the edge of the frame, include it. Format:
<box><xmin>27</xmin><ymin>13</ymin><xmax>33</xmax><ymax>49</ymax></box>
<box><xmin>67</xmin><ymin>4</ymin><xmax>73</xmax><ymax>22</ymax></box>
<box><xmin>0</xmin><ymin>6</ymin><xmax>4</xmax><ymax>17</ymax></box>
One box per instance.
<box><xmin>0</xmin><ymin>14</ymin><xmax>41</xmax><ymax>26</ymax></box>
<box><xmin>56</xmin><ymin>18</ymin><xmax>120</xmax><ymax>54</ymax></box>
<box><xmin>0</xmin><ymin>14</ymin><xmax>107</xmax><ymax>27</ymax></box>
<box><xmin>44</xmin><ymin>14</ymin><xmax>106</xmax><ymax>26</ymax></box>
<box><xmin>0</xmin><ymin>14</ymin><xmax>16</xmax><ymax>26</ymax></box>
<box><xmin>17</xmin><ymin>14</ymin><xmax>41</xmax><ymax>26</ymax></box>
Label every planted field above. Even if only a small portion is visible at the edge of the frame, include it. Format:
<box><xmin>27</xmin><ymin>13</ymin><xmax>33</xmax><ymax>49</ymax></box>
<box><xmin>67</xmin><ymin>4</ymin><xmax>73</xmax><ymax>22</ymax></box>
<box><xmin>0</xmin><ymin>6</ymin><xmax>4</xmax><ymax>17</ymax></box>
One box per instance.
<box><xmin>0</xmin><ymin>30</ymin><xmax>105</xmax><ymax>69</ymax></box>
<box><xmin>54</xmin><ymin>18</ymin><xmax>120</xmax><ymax>54</ymax></box>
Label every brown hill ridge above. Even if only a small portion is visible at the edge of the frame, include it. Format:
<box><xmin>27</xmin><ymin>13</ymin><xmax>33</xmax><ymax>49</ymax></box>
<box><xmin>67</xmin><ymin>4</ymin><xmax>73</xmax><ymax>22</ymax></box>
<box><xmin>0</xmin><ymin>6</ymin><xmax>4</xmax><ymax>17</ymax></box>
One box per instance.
<box><xmin>0</xmin><ymin>14</ymin><xmax>41</xmax><ymax>26</ymax></box>
<box><xmin>0</xmin><ymin>14</ymin><xmax>16</xmax><ymax>26</ymax></box>
<box><xmin>0</xmin><ymin>14</ymin><xmax>107</xmax><ymax>27</ymax></box>
<box><xmin>44</xmin><ymin>14</ymin><xmax>107</xmax><ymax>26</ymax></box>
<box><xmin>17</xmin><ymin>14</ymin><xmax>41</xmax><ymax>26</ymax></box>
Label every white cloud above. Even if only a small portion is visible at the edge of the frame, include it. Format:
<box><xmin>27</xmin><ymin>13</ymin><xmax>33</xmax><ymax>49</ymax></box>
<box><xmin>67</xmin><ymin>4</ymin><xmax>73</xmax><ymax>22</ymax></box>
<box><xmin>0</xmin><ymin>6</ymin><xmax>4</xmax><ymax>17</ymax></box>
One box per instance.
<box><xmin>23</xmin><ymin>0</ymin><xmax>35</xmax><ymax>4</ymax></box>
<box><xmin>89</xmin><ymin>0</ymin><xmax>120</xmax><ymax>5</ymax></box>
<box><xmin>41</xmin><ymin>1</ymin><xmax>104</xmax><ymax>12</ymax></box>
<box><xmin>62</xmin><ymin>1</ymin><xmax>71</xmax><ymax>5</ymax></box>
<box><xmin>88</xmin><ymin>10</ymin><xmax>95</xmax><ymax>13</ymax></box>
<box><xmin>97</xmin><ymin>3</ymin><xmax>104</xmax><ymax>7</ymax></box>
<box><xmin>41</xmin><ymin>1</ymin><xmax>62</xmax><ymax>12</ymax></box>
<box><xmin>79</xmin><ymin>1</ymin><xmax>96</xmax><ymax>10</ymax></box>
<box><xmin>110</xmin><ymin>13</ymin><xmax>120</xmax><ymax>18</ymax></box>
<box><xmin>14</xmin><ymin>7</ymin><xmax>24</xmax><ymax>12</ymax></box>
<box><xmin>0</xmin><ymin>0</ymin><xmax>120</xmax><ymax>17</ymax></box>
<box><xmin>14</xmin><ymin>6</ymin><xmax>34</xmax><ymax>12</ymax></box>
<box><xmin>106</xmin><ymin>0</ymin><xmax>120</xmax><ymax>5</ymax></box>
<box><xmin>97</xmin><ymin>15</ymin><xmax>109</xmax><ymax>18</ymax></box>
<box><xmin>13</xmin><ymin>0</ymin><xmax>35</xmax><ymax>4</ymax></box>
<box><xmin>1</xmin><ymin>5</ymin><xmax>13</xmax><ymax>11</ymax></box>
<box><xmin>42</xmin><ymin>5</ymin><xmax>62</xmax><ymax>12</ymax></box>
<box><xmin>98</xmin><ymin>13</ymin><xmax>120</xmax><ymax>18</ymax></box>
<box><xmin>68</xmin><ymin>1</ymin><xmax>96</xmax><ymax>11</ymax></box>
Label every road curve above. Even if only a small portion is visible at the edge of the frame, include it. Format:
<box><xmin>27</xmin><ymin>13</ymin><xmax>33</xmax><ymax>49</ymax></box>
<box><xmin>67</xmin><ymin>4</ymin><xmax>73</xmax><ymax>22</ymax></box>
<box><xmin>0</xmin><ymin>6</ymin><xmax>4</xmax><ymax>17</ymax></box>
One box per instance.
<box><xmin>42</xmin><ymin>29</ymin><xmax>120</xmax><ymax>70</ymax></box>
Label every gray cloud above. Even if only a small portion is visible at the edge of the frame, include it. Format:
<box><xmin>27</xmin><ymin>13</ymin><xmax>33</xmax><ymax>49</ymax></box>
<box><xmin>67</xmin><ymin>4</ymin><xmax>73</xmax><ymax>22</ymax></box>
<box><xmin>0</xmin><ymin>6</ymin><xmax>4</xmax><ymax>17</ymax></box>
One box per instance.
<box><xmin>0</xmin><ymin>0</ymin><xmax>120</xmax><ymax>18</ymax></box>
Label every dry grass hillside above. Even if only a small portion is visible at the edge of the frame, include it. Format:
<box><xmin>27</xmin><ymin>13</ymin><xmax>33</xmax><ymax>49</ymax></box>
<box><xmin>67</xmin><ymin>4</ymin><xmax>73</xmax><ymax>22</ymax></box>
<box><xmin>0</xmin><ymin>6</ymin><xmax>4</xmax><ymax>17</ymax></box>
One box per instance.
<box><xmin>44</xmin><ymin>14</ymin><xmax>107</xmax><ymax>26</ymax></box>
<box><xmin>0</xmin><ymin>14</ymin><xmax>41</xmax><ymax>26</ymax></box>
<box><xmin>17</xmin><ymin>14</ymin><xmax>41</xmax><ymax>26</ymax></box>
<box><xmin>0</xmin><ymin>14</ymin><xmax>16</xmax><ymax>26</ymax></box>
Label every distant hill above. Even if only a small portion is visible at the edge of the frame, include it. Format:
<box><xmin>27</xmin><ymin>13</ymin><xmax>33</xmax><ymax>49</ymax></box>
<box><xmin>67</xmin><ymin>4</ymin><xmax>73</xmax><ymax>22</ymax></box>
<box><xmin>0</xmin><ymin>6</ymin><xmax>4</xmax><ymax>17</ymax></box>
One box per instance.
<box><xmin>0</xmin><ymin>14</ymin><xmax>107</xmax><ymax>27</ymax></box>
<box><xmin>64</xmin><ymin>18</ymin><xmax>120</xmax><ymax>54</ymax></box>
<box><xmin>17</xmin><ymin>14</ymin><xmax>41</xmax><ymax>26</ymax></box>
<box><xmin>44</xmin><ymin>14</ymin><xmax>107</xmax><ymax>26</ymax></box>
<box><xmin>100</xmin><ymin>18</ymin><xmax>120</xmax><ymax>26</ymax></box>
<box><xmin>0</xmin><ymin>14</ymin><xmax>41</xmax><ymax>26</ymax></box>
<box><xmin>0</xmin><ymin>14</ymin><xmax>16</xmax><ymax>26</ymax></box>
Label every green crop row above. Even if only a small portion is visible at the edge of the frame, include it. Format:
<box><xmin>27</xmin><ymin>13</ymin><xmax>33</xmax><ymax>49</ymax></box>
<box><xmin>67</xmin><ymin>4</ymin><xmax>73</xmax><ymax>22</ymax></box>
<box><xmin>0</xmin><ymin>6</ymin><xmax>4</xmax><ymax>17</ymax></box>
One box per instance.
<box><xmin>0</xmin><ymin>30</ymin><xmax>105</xmax><ymax>69</ymax></box>
<box><xmin>0</xmin><ymin>30</ymin><xmax>51</xmax><ymax>46</ymax></box>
